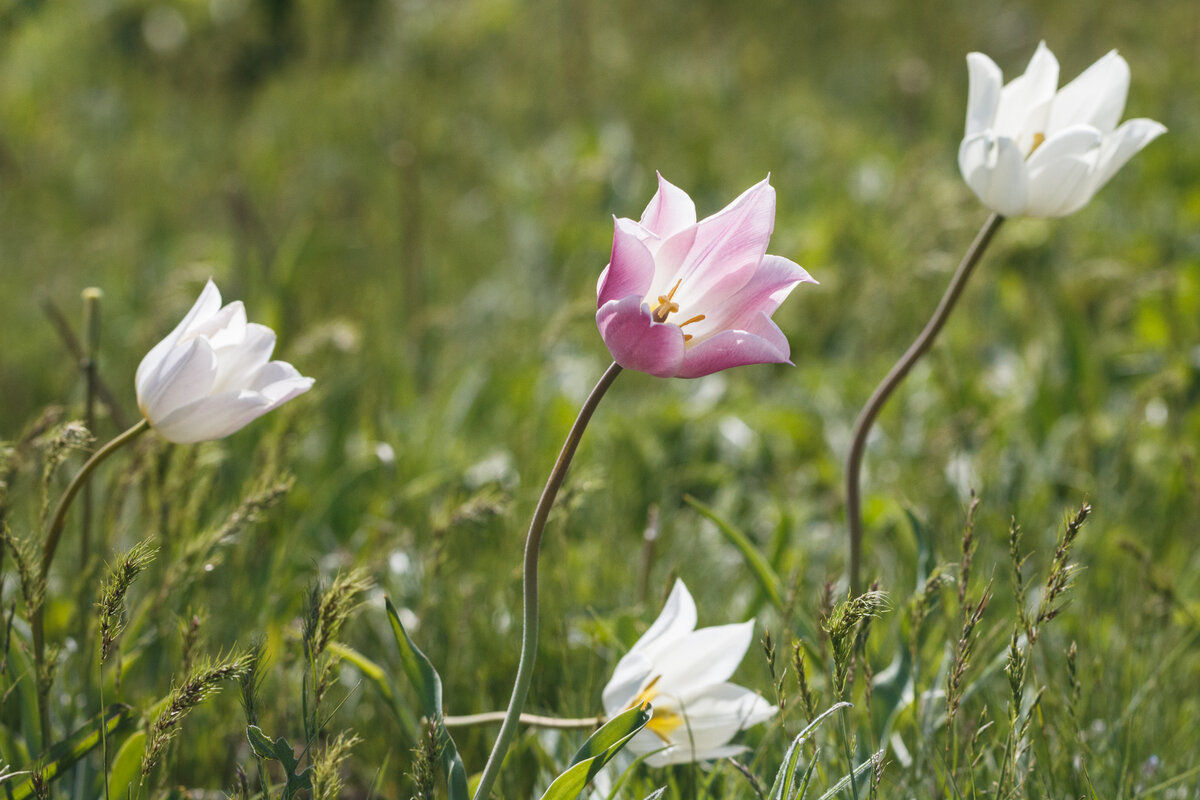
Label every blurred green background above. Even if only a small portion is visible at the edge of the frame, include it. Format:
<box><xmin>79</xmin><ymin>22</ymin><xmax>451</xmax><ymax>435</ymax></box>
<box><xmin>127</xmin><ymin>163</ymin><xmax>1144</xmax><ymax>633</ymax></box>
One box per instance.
<box><xmin>2</xmin><ymin>0</ymin><xmax>1198</xmax><ymax>796</ymax></box>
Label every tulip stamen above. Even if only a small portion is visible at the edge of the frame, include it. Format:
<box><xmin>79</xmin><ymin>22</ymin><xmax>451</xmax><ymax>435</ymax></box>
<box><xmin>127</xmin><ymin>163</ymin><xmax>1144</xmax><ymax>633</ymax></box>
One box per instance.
<box><xmin>628</xmin><ymin>675</ymin><xmax>683</xmax><ymax>741</ymax></box>
<box><xmin>1030</xmin><ymin>132</ymin><xmax>1046</xmax><ymax>154</ymax></box>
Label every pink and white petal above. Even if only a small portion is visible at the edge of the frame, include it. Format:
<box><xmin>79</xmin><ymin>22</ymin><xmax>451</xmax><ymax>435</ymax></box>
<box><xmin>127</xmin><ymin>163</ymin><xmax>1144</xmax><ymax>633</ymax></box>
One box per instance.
<box><xmin>1091</xmin><ymin>117</ymin><xmax>1167</xmax><ymax>191</ymax></box>
<box><xmin>211</xmin><ymin>323</ymin><xmax>277</xmax><ymax>394</ymax></box>
<box><xmin>657</xmin><ymin>179</ymin><xmax>776</xmax><ymax>308</ymax></box>
<box><xmin>596</xmin><ymin>297</ymin><xmax>686</xmax><ymax>378</ymax></box>
<box><xmin>964</xmin><ymin>52</ymin><xmax>1004</xmax><ymax>137</ymax></box>
<box><xmin>677</xmin><ymin>328</ymin><xmax>791</xmax><ymax>379</ymax></box>
<box><xmin>152</xmin><ymin>391</ymin><xmax>273</xmax><ymax>444</ymax></box>
<box><xmin>138</xmin><ymin>337</ymin><xmax>219</xmax><ymax>421</ymax></box>
<box><xmin>651</xmin><ymin>620</ymin><xmax>755</xmax><ymax>690</ymax></box>
<box><xmin>995</xmin><ymin>41</ymin><xmax>1059</xmax><ymax>140</ymax></box>
<box><xmin>640</xmin><ymin>173</ymin><xmax>697</xmax><ymax>239</ymax></box>
<box><xmin>1047</xmin><ymin>50</ymin><xmax>1129</xmax><ymax>136</ymax></box>
<box><xmin>135</xmin><ymin>280</ymin><xmax>222</xmax><ymax>395</ymax></box>
<box><xmin>597</xmin><ymin>218</ymin><xmax>657</xmax><ymax>307</ymax></box>
<box><xmin>689</xmin><ymin>255</ymin><xmax>813</xmax><ymax>339</ymax></box>
<box><xmin>958</xmin><ymin>132</ymin><xmax>1029</xmax><ymax>217</ymax></box>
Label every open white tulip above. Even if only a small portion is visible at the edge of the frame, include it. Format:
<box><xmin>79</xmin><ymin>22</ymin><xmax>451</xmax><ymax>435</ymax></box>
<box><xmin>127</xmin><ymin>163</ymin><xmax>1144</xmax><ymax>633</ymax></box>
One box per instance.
<box><xmin>601</xmin><ymin>580</ymin><xmax>775</xmax><ymax>767</ymax></box>
<box><xmin>958</xmin><ymin>41</ymin><xmax>1165</xmax><ymax>218</ymax></box>
<box><xmin>135</xmin><ymin>280</ymin><xmax>314</xmax><ymax>444</ymax></box>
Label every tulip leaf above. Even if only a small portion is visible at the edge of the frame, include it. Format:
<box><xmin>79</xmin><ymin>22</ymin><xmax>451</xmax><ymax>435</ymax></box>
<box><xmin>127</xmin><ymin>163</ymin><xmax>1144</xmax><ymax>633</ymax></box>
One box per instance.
<box><xmin>538</xmin><ymin>704</ymin><xmax>652</xmax><ymax>800</ymax></box>
<box><xmin>767</xmin><ymin>702</ymin><xmax>850</xmax><ymax>800</ymax></box>
<box><xmin>386</xmin><ymin>597</ymin><xmax>469</xmax><ymax>800</ymax></box>
<box><xmin>5</xmin><ymin>704</ymin><xmax>134</xmax><ymax>800</ymax></box>
<box><xmin>683</xmin><ymin>495</ymin><xmax>784</xmax><ymax>610</ymax></box>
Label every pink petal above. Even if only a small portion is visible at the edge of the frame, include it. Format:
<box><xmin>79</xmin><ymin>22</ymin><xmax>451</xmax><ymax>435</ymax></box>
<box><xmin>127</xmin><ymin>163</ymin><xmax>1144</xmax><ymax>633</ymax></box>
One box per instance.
<box><xmin>689</xmin><ymin>255</ymin><xmax>814</xmax><ymax>340</ymax></box>
<box><xmin>677</xmin><ymin>322</ymin><xmax>792</xmax><ymax>379</ymax></box>
<box><xmin>639</xmin><ymin>173</ymin><xmax>697</xmax><ymax>239</ymax></box>
<box><xmin>597</xmin><ymin>218</ymin><xmax>657</xmax><ymax>308</ymax></box>
<box><xmin>654</xmin><ymin>178</ymin><xmax>776</xmax><ymax>310</ymax></box>
<box><xmin>596</xmin><ymin>296</ymin><xmax>686</xmax><ymax>377</ymax></box>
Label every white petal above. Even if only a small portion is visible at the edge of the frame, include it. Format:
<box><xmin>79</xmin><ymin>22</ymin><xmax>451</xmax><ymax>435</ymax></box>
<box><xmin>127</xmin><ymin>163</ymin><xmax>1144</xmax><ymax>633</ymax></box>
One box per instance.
<box><xmin>189</xmin><ymin>300</ymin><xmax>247</xmax><ymax>349</ymax></box>
<box><xmin>645</xmin><ymin>743</ymin><xmax>746</xmax><ymax>768</ymax></box>
<box><xmin>135</xmin><ymin>280</ymin><xmax>221</xmax><ymax>397</ymax></box>
<box><xmin>138</xmin><ymin>337</ymin><xmax>219</xmax><ymax>421</ymax></box>
<box><xmin>1047</xmin><ymin>50</ymin><xmax>1129</xmax><ymax>136</ymax></box>
<box><xmin>211</xmin><ymin>323</ymin><xmax>277</xmax><ymax>394</ymax></box>
<box><xmin>1025</xmin><ymin>126</ymin><xmax>1104</xmax><ymax>217</ymax></box>
<box><xmin>602</xmin><ymin>651</ymin><xmax>654</xmax><ymax>717</ymax></box>
<box><xmin>994</xmin><ymin>41</ymin><xmax>1059</xmax><ymax>145</ymax></box>
<box><xmin>152</xmin><ymin>391</ymin><xmax>273</xmax><ymax>444</ymax></box>
<box><xmin>958</xmin><ymin>132</ymin><xmax>1029</xmax><ymax>217</ymax></box>
<box><xmin>630</xmin><ymin>580</ymin><xmax>697</xmax><ymax>657</ymax></box>
<box><xmin>651</xmin><ymin>620</ymin><xmax>755</xmax><ymax>691</ymax></box>
<box><xmin>964</xmin><ymin>52</ymin><xmax>1003</xmax><ymax>137</ymax></box>
<box><xmin>1091</xmin><ymin>117</ymin><xmax>1167</xmax><ymax>192</ymax></box>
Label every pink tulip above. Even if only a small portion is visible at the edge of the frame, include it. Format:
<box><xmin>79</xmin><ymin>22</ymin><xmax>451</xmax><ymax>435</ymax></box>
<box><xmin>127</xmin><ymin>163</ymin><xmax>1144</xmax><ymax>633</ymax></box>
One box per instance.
<box><xmin>596</xmin><ymin>175</ymin><xmax>814</xmax><ymax>378</ymax></box>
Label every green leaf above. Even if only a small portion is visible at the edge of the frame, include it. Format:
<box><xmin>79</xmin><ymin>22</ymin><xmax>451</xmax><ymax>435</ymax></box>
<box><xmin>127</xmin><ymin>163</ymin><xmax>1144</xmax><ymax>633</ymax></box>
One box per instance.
<box><xmin>767</xmin><ymin>702</ymin><xmax>850</xmax><ymax>800</ymax></box>
<box><xmin>246</xmin><ymin>726</ymin><xmax>312</xmax><ymax>797</ymax></box>
<box><xmin>641</xmin><ymin>790</ymin><xmax>665</xmax><ymax>800</ymax></box>
<box><xmin>4</xmin><ymin>704</ymin><xmax>134</xmax><ymax>800</ymax></box>
<box><xmin>105</xmin><ymin>730</ymin><xmax>145</xmax><ymax>800</ymax></box>
<box><xmin>684</xmin><ymin>495</ymin><xmax>783</xmax><ymax>611</ymax></box>
<box><xmin>386</xmin><ymin>597</ymin><xmax>469</xmax><ymax>800</ymax></box>
<box><xmin>538</xmin><ymin>704</ymin><xmax>652</xmax><ymax>800</ymax></box>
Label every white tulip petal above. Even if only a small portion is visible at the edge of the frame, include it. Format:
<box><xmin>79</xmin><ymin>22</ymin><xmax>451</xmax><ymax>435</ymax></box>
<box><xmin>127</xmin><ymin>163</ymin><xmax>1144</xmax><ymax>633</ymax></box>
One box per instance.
<box><xmin>651</xmin><ymin>620</ymin><xmax>755</xmax><ymax>690</ymax></box>
<box><xmin>994</xmin><ymin>41</ymin><xmax>1059</xmax><ymax>142</ymax></box>
<box><xmin>1091</xmin><ymin>117</ymin><xmax>1168</xmax><ymax>191</ymax></box>
<box><xmin>257</xmin><ymin>372</ymin><xmax>315</xmax><ymax>405</ymax></box>
<box><xmin>964</xmin><ymin>52</ymin><xmax>1003</xmax><ymax>137</ymax></box>
<box><xmin>135</xmin><ymin>280</ymin><xmax>222</xmax><ymax>396</ymax></box>
<box><xmin>189</xmin><ymin>301</ymin><xmax>247</xmax><ymax>349</ymax></box>
<box><xmin>958</xmin><ymin>132</ymin><xmax>1029</xmax><ymax>217</ymax></box>
<box><xmin>138</xmin><ymin>337</ymin><xmax>219</xmax><ymax>420</ymax></box>
<box><xmin>211</xmin><ymin>323</ymin><xmax>277</xmax><ymax>394</ymax></box>
<box><xmin>153</xmin><ymin>391</ymin><xmax>273</xmax><ymax>444</ymax></box>
<box><xmin>602</xmin><ymin>651</ymin><xmax>655</xmax><ymax>716</ymax></box>
<box><xmin>645</xmin><ymin>743</ymin><xmax>746</xmax><ymax>768</ymax></box>
<box><xmin>630</xmin><ymin>579</ymin><xmax>698</xmax><ymax>660</ymax></box>
<box><xmin>1047</xmin><ymin>50</ymin><xmax>1129</xmax><ymax>136</ymax></box>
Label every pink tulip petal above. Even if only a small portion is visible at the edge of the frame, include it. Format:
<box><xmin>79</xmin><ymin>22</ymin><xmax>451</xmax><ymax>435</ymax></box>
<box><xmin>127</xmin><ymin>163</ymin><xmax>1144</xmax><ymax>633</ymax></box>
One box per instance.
<box><xmin>655</xmin><ymin>178</ymin><xmax>776</xmax><ymax>309</ymax></box>
<box><xmin>639</xmin><ymin>173</ymin><xmax>697</xmax><ymax>239</ymax></box>
<box><xmin>677</xmin><ymin>324</ymin><xmax>791</xmax><ymax>379</ymax></box>
<box><xmin>689</xmin><ymin>255</ymin><xmax>814</xmax><ymax>340</ymax></box>
<box><xmin>597</xmin><ymin>218</ymin><xmax>657</xmax><ymax>308</ymax></box>
<box><xmin>596</xmin><ymin>296</ymin><xmax>686</xmax><ymax>378</ymax></box>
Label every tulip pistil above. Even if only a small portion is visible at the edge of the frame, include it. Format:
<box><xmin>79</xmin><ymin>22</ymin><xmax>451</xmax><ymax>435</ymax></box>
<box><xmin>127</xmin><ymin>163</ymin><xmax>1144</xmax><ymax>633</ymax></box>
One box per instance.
<box><xmin>651</xmin><ymin>279</ymin><xmax>683</xmax><ymax>323</ymax></box>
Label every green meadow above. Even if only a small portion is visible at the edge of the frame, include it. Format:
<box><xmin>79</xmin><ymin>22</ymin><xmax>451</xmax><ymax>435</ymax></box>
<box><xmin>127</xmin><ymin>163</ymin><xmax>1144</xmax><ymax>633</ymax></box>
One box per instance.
<box><xmin>2</xmin><ymin>0</ymin><xmax>1198</xmax><ymax>797</ymax></box>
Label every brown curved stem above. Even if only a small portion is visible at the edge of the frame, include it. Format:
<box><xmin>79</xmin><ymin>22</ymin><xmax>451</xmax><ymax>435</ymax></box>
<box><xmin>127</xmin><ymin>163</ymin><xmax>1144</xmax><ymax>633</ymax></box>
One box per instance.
<box><xmin>472</xmin><ymin>362</ymin><xmax>622</xmax><ymax>800</ymax></box>
<box><xmin>444</xmin><ymin>711</ymin><xmax>603</xmax><ymax>729</ymax></box>
<box><xmin>32</xmin><ymin>417</ymin><xmax>149</xmax><ymax>749</ymax></box>
<box><xmin>845</xmin><ymin>214</ymin><xmax>1003</xmax><ymax>594</ymax></box>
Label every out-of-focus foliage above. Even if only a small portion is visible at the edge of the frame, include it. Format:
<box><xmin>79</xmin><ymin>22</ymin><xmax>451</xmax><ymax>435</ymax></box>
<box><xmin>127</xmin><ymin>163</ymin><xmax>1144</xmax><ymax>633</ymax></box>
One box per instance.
<box><xmin>1</xmin><ymin>0</ymin><xmax>1197</xmax><ymax>796</ymax></box>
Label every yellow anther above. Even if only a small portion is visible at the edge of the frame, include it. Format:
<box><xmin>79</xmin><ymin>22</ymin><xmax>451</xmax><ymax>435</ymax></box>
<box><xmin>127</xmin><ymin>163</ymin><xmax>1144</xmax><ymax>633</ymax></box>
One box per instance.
<box><xmin>652</xmin><ymin>279</ymin><xmax>684</xmax><ymax>323</ymax></box>
<box><xmin>1030</xmin><ymin>132</ymin><xmax>1046</xmax><ymax>153</ymax></box>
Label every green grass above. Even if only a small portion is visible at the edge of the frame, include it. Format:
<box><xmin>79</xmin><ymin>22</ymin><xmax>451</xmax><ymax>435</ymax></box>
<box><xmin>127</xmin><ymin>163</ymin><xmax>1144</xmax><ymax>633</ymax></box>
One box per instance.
<box><xmin>2</xmin><ymin>0</ymin><xmax>1199</xmax><ymax>797</ymax></box>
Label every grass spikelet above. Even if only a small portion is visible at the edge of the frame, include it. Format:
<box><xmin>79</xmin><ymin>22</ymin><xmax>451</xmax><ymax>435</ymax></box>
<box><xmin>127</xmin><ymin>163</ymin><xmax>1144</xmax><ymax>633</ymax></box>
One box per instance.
<box><xmin>1</xmin><ymin>523</ymin><xmax>43</xmax><ymax>614</ymax></box>
<box><xmin>824</xmin><ymin>590</ymin><xmax>888</xmax><ymax>697</ymax></box>
<box><xmin>1033</xmin><ymin>502</ymin><xmax>1090</xmax><ymax>641</ymax></box>
<box><xmin>311</xmin><ymin>730</ymin><xmax>361</xmax><ymax>800</ymax></box>
<box><xmin>792</xmin><ymin>638</ymin><xmax>817</xmax><ymax>724</ymax></box>
<box><xmin>958</xmin><ymin>491</ymin><xmax>980</xmax><ymax>611</ymax></box>
<box><xmin>408</xmin><ymin>721</ymin><xmax>442</xmax><ymax>800</ymax></box>
<box><xmin>98</xmin><ymin>538</ymin><xmax>157</xmax><ymax>663</ymax></box>
<box><xmin>303</xmin><ymin>568</ymin><xmax>372</xmax><ymax>731</ymax></box>
<box><xmin>947</xmin><ymin>581</ymin><xmax>992</xmax><ymax>729</ymax></box>
<box><xmin>1008</xmin><ymin>518</ymin><xmax>1031</xmax><ymax>637</ymax></box>
<box><xmin>35</xmin><ymin>420</ymin><xmax>93</xmax><ymax>528</ymax></box>
<box><xmin>141</xmin><ymin>649</ymin><xmax>253</xmax><ymax>779</ymax></box>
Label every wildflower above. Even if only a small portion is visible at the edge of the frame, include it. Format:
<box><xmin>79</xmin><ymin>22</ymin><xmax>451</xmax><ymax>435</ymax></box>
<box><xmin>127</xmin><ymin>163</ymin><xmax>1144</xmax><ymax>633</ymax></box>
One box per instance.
<box><xmin>136</xmin><ymin>280</ymin><xmax>313</xmax><ymax>443</ymax></box>
<box><xmin>601</xmin><ymin>580</ymin><xmax>776</xmax><ymax>766</ymax></box>
<box><xmin>959</xmin><ymin>41</ymin><xmax>1165</xmax><ymax>218</ymax></box>
<box><xmin>596</xmin><ymin>175</ymin><xmax>815</xmax><ymax>378</ymax></box>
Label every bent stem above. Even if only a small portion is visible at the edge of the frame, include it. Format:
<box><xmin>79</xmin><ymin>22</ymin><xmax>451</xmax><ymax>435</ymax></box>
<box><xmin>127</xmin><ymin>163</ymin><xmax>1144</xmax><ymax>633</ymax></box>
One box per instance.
<box><xmin>845</xmin><ymin>214</ymin><xmax>1003</xmax><ymax>594</ymax></box>
<box><xmin>444</xmin><ymin>711</ymin><xmax>603</xmax><ymax>729</ymax></box>
<box><xmin>472</xmin><ymin>362</ymin><xmax>622</xmax><ymax>800</ymax></box>
<box><xmin>32</xmin><ymin>417</ymin><xmax>149</xmax><ymax>750</ymax></box>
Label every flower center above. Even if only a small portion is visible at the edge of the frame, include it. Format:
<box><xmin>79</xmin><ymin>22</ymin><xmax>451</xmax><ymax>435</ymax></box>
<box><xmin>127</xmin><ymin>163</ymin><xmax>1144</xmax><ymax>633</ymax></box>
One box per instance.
<box><xmin>630</xmin><ymin>675</ymin><xmax>683</xmax><ymax>742</ymax></box>
<box><xmin>650</xmin><ymin>279</ymin><xmax>706</xmax><ymax>342</ymax></box>
<box><xmin>1029</xmin><ymin>131</ymin><xmax>1046</xmax><ymax>155</ymax></box>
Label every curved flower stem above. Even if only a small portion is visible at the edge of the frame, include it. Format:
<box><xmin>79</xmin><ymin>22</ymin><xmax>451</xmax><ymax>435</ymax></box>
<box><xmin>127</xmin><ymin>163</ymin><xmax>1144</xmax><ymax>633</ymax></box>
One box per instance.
<box><xmin>473</xmin><ymin>362</ymin><xmax>622</xmax><ymax>800</ymax></box>
<box><xmin>845</xmin><ymin>214</ymin><xmax>1003</xmax><ymax>594</ymax></box>
<box><xmin>445</xmin><ymin>711</ymin><xmax>603</xmax><ymax>729</ymax></box>
<box><xmin>32</xmin><ymin>417</ymin><xmax>149</xmax><ymax>749</ymax></box>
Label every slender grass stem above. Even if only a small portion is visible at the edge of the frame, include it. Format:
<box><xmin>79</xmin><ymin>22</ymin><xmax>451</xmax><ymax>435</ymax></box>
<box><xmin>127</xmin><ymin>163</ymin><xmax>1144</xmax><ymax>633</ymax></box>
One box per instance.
<box><xmin>472</xmin><ymin>362</ymin><xmax>622</xmax><ymax>800</ymax></box>
<box><xmin>32</xmin><ymin>417</ymin><xmax>149</xmax><ymax>750</ymax></box>
<box><xmin>845</xmin><ymin>214</ymin><xmax>1004</xmax><ymax>593</ymax></box>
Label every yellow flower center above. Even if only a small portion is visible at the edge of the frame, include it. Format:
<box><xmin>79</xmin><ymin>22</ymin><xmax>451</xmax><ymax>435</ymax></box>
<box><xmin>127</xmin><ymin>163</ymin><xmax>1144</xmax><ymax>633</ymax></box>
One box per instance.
<box><xmin>1030</xmin><ymin>131</ymin><xmax>1046</xmax><ymax>154</ymax></box>
<box><xmin>650</xmin><ymin>279</ymin><xmax>706</xmax><ymax>342</ymax></box>
<box><xmin>630</xmin><ymin>675</ymin><xmax>683</xmax><ymax>742</ymax></box>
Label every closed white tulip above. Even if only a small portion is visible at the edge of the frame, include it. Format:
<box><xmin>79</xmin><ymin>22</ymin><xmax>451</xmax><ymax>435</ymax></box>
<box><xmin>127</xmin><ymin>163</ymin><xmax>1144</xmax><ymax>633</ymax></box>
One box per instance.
<box><xmin>601</xmin><ymin>580</ymin><xmax>776</xmax><ymax>767</ymax></box>
<box><xmin>958</xmin><ymin>41</ymin><xmax>1165</xmax><ymax>218</ymax></box>
<box><xmin>136</xmin><ymin>280</ymin><xmax>314</xmax><ymax>444</ymax></box>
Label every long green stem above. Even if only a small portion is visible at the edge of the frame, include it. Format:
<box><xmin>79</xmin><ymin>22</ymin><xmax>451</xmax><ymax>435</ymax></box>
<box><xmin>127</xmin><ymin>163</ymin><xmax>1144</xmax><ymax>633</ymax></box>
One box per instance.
<box><xmin>472</xmin><ymin>362</ymin><xmax>622</xmax><ymax>800</ymax></box>
<box><xmin>32</xmin><ymin>417</ymin><xmax>149</xmax><ymax>750</ymax></box>
<box><xmin>845</xmin><ymin>214</ymin><xmax>1003</xmax><ymax>594</ymax></box>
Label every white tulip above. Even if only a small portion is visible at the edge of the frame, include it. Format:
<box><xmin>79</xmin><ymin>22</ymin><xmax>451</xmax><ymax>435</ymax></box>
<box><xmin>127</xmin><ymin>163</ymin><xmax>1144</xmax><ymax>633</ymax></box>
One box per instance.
<box><xmin>601</xmin><ymin>580</ymin><xmax>776</xmax><ymax>767</ymax></box>
<box><xmin>136</xmin><ymin>280</ymin><xmax>314</xmax><ymax>444</ymax></box>
<box><xmin>958</xmin><ymin>41</ymin><xmax>1165</xmax><ymax>218</ymax></box>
